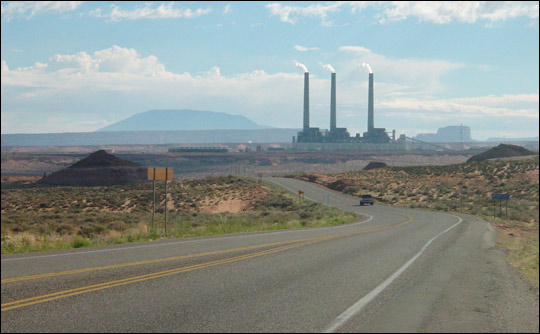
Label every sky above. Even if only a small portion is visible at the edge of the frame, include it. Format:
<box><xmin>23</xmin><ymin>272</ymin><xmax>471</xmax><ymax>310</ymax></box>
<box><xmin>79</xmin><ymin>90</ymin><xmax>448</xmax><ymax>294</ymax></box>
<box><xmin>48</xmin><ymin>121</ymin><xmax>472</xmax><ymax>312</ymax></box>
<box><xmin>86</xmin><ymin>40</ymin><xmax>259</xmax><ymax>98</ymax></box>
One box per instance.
<box><xmin>1</xmin><ymin>1</ymin><xmax>539</xmax><ymax>140</ymax></box>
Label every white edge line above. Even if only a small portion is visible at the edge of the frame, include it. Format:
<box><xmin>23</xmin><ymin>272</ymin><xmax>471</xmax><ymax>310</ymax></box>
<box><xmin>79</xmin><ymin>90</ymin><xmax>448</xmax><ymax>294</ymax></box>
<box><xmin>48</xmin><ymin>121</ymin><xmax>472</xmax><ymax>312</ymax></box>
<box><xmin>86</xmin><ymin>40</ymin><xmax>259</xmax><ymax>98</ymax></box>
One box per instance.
<box><xmin>1</xmin><ymin>179</ymin><xmax>372</xmax><ymax>263</ymax></box>
<box><xmin>323</xmin><ymin>214</ymin><xmax>463</xmax><ymax>333</ymax></box>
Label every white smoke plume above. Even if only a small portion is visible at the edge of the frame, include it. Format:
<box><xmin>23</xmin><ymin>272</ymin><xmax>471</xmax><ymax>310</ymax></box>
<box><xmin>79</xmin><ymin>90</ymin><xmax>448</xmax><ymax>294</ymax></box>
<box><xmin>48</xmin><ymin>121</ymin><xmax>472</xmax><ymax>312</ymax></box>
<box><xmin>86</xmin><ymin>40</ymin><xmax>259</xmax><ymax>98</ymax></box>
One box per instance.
<box><xmin>322</xmin><ymin>63</ymin><xmax>335</xmax><ymax>73</ymax></box>
<box><xmin>295</xmin><ymin>61</ymin><xmax>308</xmax><ymax>73</ymax></box>
<box><xmin>361</xmin><ymin>62</ymin><xmax>373</xmax><ymax>73</ymax></box>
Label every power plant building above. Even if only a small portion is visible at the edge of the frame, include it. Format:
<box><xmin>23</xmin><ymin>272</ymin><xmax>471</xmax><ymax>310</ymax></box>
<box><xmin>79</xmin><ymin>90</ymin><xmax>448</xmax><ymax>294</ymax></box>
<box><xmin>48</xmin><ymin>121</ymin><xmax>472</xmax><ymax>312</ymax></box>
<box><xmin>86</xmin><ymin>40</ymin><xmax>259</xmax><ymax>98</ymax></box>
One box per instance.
<box><xmin>293</xmin><ymin>70</ymin><xmax>406</xmax><ymax>152</ymax></box>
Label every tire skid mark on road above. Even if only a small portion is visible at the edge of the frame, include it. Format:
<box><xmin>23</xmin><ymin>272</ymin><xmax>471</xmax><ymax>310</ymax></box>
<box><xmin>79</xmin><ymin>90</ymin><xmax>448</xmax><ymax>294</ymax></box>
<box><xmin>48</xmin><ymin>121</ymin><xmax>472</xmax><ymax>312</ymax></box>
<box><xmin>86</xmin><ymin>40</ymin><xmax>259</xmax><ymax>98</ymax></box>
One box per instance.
<box><xmin>1</xmin><ymin>215</ymin><xmax>413</xmax><ymax>312</ymax></box>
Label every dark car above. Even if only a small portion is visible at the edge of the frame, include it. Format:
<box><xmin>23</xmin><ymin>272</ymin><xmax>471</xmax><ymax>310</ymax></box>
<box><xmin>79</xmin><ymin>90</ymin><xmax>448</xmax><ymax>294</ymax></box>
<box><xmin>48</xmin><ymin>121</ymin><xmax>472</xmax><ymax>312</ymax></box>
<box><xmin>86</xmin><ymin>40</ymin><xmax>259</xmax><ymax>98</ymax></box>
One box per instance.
<box><xmin>360</xmin><ymin>194</ymin><xmax>374</xmax><ymax>206</ymax></box>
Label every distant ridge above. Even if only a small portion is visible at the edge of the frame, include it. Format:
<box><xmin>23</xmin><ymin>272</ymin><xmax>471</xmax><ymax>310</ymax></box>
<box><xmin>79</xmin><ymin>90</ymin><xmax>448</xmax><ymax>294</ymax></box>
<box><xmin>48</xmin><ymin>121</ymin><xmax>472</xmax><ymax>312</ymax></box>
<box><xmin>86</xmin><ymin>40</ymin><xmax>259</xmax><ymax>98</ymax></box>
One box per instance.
<box><xmin>1</xmin><ymin>129</ymin><xmax>299</xmax><ymax>147</ymax></box>
<box><xmin>97</xmin><ymin>109</ymin><xmax>271</xmax><ymax>132</ymax></box>
<box><xmin>363</xmin><ymin>162</ymin><xmax>387</xmax><ymax>170</ymax></box>
<box><xmin>466</xmin><ymin>144</ymin><xmax>536</xmax><ymax>163</ymax></box>
<box><xmin>486</xmin><ymin>137</ymin><xmax>539</xmax><ymax>142</ymax></box>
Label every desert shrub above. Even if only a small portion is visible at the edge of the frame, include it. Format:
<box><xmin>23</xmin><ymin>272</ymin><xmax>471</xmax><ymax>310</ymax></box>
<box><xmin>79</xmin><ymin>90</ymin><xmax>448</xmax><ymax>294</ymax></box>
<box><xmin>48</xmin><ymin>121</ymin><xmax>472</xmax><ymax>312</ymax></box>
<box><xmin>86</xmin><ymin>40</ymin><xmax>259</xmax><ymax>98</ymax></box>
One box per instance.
<box><xmin>72</xmin><ymin>236</ymin><xmax>91</xmax><ymax>248</ymax></box>
<box><xmin>343</xmin><ymin>186</ymin><xmax>359</xmax><ymax>195</ymax></box>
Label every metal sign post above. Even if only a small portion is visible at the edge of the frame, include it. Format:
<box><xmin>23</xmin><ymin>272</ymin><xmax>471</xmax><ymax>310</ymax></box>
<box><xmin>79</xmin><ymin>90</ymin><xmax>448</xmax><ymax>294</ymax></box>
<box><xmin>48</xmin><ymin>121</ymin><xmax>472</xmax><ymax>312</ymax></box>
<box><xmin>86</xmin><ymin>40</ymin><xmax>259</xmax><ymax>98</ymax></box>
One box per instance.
<box><xmin>491</xmin><ymin>194</ymin><xmax>510</xmax><ymax>219</ymax></box>
<box><xmin>152</xmin><ymin>178</ymin><xmax>156</xmax><ymax>229</ymax></box>
<box><xmin>148</xmin><ymin>167</ymin><xmax>157</xmax><ymax>229</ymax></box>
<box><xmin>165</xmin><ymin>168</ymin><xmax>169</xmax><ymax>234</ymax></box>
<box><xmin>148</xmin><ymin>167</ymin><xmax>174</xmax><ymax>233</ymax></box>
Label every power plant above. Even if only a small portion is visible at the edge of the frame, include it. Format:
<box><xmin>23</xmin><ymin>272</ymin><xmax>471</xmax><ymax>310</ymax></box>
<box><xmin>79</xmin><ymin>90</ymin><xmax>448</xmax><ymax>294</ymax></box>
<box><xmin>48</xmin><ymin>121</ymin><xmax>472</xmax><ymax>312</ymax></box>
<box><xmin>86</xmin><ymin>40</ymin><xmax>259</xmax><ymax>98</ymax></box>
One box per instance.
<box><xmin>293</xmin><ymin>65</ymin><xmax>406</xmax><ymax>152</ymax></box>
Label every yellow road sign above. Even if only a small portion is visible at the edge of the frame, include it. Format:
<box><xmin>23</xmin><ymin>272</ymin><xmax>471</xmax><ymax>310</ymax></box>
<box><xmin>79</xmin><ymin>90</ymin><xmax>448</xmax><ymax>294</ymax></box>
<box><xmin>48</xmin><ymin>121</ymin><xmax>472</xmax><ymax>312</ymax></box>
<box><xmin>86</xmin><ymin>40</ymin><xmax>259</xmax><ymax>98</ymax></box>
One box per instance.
<box><xmin>148</xmin><ymin>167</ymin><xmax>174</xmax><ymax>181</ymax></box>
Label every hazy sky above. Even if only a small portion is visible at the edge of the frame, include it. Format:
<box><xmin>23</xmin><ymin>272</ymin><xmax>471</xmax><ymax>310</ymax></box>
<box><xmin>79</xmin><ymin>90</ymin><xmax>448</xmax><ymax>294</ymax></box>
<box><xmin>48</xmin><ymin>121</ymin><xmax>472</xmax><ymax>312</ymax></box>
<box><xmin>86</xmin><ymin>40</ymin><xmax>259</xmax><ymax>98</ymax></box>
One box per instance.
<box><xmin>1</xmin><ymin>1</ymin><xmax>539</xmax><ymax>140</ymax></box>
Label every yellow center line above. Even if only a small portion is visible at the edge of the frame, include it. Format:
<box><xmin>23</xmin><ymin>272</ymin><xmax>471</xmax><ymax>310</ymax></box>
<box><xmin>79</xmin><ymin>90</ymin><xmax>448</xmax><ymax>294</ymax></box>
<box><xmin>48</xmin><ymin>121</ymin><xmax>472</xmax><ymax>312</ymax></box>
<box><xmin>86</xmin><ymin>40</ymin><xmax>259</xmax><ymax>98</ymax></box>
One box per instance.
<box><xmin>1</xmin><ymin>214</ymin><xmax>413</xmax><ymax>312</ymax></box>
<box><xmin>1</xmin><ymin>239</ymin><xmax>308</xmax><ymax>284</ymax></box>
<box><xmin>1</xmin><ymin>238</ymin><xmax>332</xmax><ymax>312</ymax></box>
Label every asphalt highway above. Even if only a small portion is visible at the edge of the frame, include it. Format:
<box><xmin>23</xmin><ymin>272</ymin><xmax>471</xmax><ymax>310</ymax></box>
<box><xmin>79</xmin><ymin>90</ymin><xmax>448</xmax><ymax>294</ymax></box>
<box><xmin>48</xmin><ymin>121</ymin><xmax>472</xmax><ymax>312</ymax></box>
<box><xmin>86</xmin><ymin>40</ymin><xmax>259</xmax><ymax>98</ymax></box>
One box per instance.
<box><xmin>1</xmin><ymin>177</ymin><xmax>538</xmax><ymax>332</ymax></box>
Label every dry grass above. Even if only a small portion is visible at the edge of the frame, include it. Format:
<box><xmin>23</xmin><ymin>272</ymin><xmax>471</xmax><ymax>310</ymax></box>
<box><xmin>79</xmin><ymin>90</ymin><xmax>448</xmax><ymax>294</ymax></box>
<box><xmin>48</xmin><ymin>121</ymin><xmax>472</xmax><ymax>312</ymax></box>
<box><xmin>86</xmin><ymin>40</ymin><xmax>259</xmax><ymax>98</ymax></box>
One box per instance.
<box><xmin>1</xmin><ymin>176</ymin><xmax>356</xmax><ymax>254</ymax></box>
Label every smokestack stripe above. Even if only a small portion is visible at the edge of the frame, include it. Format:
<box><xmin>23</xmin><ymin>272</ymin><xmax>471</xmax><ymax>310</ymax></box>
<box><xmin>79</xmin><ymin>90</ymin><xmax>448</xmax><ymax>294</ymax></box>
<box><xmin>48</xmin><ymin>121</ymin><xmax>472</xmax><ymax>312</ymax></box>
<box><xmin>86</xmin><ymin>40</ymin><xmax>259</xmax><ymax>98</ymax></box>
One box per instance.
<box><xmin>330</xmin><ymin>72</ymin><xmax>336</xmax><ymax>132</ymax></box>
<box><xmin>304</xmin><ymin>72</ymin><xmax>309</xmax><ymax>131</ymax></box>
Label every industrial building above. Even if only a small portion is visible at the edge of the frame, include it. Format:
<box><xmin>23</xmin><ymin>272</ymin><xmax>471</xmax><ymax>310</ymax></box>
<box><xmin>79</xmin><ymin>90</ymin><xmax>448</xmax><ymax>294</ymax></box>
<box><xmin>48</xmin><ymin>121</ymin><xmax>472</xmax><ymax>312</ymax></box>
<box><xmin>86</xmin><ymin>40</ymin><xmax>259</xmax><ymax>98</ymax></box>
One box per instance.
<box><xmin>293</xmin><ymin>69</ymin><xmax>406</xmax><ymax>152</ymax></box>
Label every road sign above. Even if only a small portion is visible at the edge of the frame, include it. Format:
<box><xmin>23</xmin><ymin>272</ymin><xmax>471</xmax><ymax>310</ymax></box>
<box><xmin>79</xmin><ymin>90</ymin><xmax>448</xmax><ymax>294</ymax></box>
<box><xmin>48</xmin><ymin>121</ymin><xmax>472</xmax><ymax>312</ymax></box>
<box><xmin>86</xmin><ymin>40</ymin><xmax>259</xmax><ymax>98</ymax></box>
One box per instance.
<box><xmin>298</xmin><ymin>190</ymin><xmax>304</xmax><ymax>195</ymax></box>
<box><xmin>148</xmin><ymin>167</ymin><xmax>174</xmax><ymax>181</ymax></box>
<box><xmin>491</xmin><ymin>194</ymin><xmax>510</xmax><ymax>201</ymax></box>
<box><xmin>148</xmin><ymin>167</ymin><xmax>174</xmax><ymax>232</ymax></box>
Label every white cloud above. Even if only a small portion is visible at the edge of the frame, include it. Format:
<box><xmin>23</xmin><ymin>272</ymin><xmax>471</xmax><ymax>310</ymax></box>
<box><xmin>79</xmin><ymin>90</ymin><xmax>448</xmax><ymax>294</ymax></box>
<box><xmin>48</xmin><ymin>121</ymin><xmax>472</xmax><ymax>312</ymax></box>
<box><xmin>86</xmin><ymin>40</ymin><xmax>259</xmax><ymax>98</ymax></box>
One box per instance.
<box><xmin>294</xmin><ymin>45</ymin><xmax>320</xmax><ymax>52</ymax></box>
<box><xmin>339</xmin><ymin>45</ymin><xmax>466</xmax><ymax>93</ymax></box>
<box><xmin>223</xmin><ymin>4</ymin><xmax>232</xmax><ymax>15</ymax></box>
<box><xmin>1</xmin><ymin>46</ymin><xmax>323</xmax><ymax>132</ymax></box>
<box><xmin>91</xmin><ymin>2</ymin><xmax>211</xmax><ymax>21</ymax></box>
<box><xmin>266</xmin><ymin>2</ymin><xmax>341</xmax><ymax>26</ymax></box>
<box><xmin>265</xmin><ymin>2</ymin><xmax>539</xmax><ymax>26</ymax></box>
<box><xmin>2</xmin><ymin>46</ymin><xmax>537</xmax><ymax>136</ymax></box>
<box><xmin>382</xmin><ymin>1</ymin><xmax>539</xmax><ymax>24</ymax></box>
<box><xmin>379</xmin><ymin>94</ymin><xmax>539</xmax><ymax>119</ymax></box>
<box><xmin>1</xmin><ymin>1</ymin><xmax>84</xmax><ymax>21</ymax></box>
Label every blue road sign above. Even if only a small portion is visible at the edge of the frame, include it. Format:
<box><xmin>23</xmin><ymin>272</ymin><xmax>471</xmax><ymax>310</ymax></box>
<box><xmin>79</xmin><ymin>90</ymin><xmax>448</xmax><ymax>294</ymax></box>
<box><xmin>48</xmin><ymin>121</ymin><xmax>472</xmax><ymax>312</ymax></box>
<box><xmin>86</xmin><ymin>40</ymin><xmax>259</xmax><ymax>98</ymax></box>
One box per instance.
<box><xmin>492</xmin><ymin>194</ymin><xmax>510</xmax><ymax>201</ymax></box>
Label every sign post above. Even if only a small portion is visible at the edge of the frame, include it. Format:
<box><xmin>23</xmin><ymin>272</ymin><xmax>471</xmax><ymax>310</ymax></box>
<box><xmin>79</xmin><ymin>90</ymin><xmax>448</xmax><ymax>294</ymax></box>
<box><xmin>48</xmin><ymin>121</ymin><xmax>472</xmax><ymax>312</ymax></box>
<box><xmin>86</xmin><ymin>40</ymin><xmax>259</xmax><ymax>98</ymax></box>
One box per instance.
<box><xmin>165</xmin><ymin>169</ymin><xmax>168</xmax><ymax>234</ymax></box>
<box><xmin>491</xmin><ymin>194</ymin><xmax>510</xmax><ymax>219</ymax></box>
<box><xmin>153</xmin><ymin>178</ymin><xmax>156</xmax><ymax>229</ymax></box>
<box><xmin>148</xmin><ymin>167</ymin><xmax>174</xmax><ymax>232</ymax></box>
<box><xmin>148</xmin><ymin>167</ymin><xmax>156</xmax><ymax>229</ymax></box>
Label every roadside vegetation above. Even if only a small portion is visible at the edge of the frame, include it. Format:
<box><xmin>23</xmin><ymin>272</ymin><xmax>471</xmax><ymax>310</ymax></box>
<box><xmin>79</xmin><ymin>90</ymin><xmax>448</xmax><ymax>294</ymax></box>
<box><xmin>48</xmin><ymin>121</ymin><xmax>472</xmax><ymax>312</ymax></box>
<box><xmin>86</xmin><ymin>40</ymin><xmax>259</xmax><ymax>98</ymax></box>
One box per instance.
<box><xmin>289</xmin><ymin>157</ymin><xmax>539</xmax><ymax>286</ymax></box>
<box><xmin>1</xmin><ymin>176</ymin><xmax>356</xmax><ymax>254</ymax></box>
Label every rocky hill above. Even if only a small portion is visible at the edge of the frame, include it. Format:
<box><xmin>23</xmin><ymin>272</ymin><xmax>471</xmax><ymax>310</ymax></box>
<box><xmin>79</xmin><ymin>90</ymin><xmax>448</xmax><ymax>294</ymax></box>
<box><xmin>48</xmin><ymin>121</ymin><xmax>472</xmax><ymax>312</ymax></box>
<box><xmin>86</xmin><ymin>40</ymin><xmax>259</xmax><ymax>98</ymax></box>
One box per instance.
<box><xmin>467</xmin><ymin>144</ymin><xmax>536</xmax><ymax>163</ymax></box>
<box><xmin>363</xmin><ymin>162</ymin><xmax>387</xmax><ymax>170</ymax></box>
<box><xmin>37</xmin><ymin>150</ymin><xmax>146</xmax><ymax>186</ymax></box>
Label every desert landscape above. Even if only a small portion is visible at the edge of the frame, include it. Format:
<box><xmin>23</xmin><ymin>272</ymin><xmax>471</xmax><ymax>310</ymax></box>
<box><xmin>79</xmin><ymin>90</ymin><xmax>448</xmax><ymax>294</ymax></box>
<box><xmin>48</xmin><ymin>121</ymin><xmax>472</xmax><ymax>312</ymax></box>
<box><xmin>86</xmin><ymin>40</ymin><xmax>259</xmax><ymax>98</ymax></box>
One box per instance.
<box><xmin>2</xmin><ymin>149</ymin><xmax>474</xmax><ymax>178</ymax></box>
<box><xmin>288</xmin><ymin>149</ymin><xmax>539</xmax><ymax>285</ymax></box>
<box><xmin>1</xmin><ymin>175</ymin><xmax>355</xmax><ymax>253</ymax></box>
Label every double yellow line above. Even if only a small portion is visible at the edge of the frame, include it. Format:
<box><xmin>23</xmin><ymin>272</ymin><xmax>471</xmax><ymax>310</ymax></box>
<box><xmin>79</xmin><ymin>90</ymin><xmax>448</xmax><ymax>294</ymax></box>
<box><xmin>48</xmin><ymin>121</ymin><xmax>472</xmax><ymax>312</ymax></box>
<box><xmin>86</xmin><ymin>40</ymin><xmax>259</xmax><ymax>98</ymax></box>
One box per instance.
<box><xmin>1</xmin><ymin>235</ymin><xmax>339</xmax><ymax>312</ymax></box>
<box><xmin>1</xmin><ymin>239</ymin><xmax>308</xmax><ymax>284</ymax></box>
<box><xmin>1</xmin><ymin>215</ymin><xmax>412</xmax><ymax>312</ymax></box>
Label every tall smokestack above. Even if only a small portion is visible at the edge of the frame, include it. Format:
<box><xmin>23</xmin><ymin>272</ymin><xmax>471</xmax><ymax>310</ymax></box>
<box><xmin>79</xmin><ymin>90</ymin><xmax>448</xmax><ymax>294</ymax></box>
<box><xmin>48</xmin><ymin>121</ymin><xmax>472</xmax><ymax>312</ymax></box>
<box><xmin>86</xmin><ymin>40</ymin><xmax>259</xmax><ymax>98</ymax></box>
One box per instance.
<box><xmin>368</xmin><ymin>73</ymin><xmax>374</xmax><ymax>132</ymax></box>
<box><xmin>330</xmin><ymin>72</ymin><xmax>336</xmax><ymax>132</ymax></box>
<box><xmin>303</xmin><ymin>72</ymin><xmax>309</xmax><ymax>131</ymax></box>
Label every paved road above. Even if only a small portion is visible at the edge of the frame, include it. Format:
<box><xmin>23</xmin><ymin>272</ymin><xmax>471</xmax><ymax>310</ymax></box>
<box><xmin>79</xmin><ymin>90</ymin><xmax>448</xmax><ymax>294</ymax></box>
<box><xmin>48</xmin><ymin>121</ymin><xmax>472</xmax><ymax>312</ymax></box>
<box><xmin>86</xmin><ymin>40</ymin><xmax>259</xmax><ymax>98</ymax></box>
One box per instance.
<box><xmin>1</xmin><ymin>177</ymin><xmax>538</xmax><ymax>332</ymax></box>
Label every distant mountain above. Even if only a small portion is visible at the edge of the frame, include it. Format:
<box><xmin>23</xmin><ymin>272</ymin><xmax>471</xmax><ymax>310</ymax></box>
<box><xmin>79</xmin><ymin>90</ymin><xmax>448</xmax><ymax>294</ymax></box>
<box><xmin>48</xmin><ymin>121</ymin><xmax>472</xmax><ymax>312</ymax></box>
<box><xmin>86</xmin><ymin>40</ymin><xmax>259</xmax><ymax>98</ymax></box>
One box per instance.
<box><xmin>97</xmin><ymin>109</ymin><xmax>271</xmax><ymax>132</ymax></box>
<box><xmin>416</xmin><ymin>125</ymin><xmax>472</xmax><ymax>143</ymax></box>
<box><xmin>486</xmin><ymin>137</ymin><xmax>539</xmax><ymax>142</ymax></box>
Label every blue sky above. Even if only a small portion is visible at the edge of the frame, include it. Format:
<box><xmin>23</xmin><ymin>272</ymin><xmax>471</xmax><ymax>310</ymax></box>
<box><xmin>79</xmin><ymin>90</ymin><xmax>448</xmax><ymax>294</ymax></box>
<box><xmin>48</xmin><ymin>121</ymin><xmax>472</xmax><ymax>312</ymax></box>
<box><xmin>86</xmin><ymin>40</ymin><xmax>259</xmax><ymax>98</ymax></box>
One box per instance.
<box><xmin>1</xmin><ymin>1</ymin><xmax>539</xmax><ymax>140</ymax></box>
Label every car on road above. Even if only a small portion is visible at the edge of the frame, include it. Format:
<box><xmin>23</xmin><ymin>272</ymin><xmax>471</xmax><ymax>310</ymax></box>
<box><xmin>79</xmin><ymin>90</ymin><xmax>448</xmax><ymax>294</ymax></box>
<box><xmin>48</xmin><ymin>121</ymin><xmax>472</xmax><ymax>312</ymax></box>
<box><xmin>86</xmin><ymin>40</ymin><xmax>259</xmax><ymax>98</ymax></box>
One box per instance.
<box><xmin>360</xmin><ymin>194</ymin><xmax>374</xmax><ymax>206</ymax></box>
